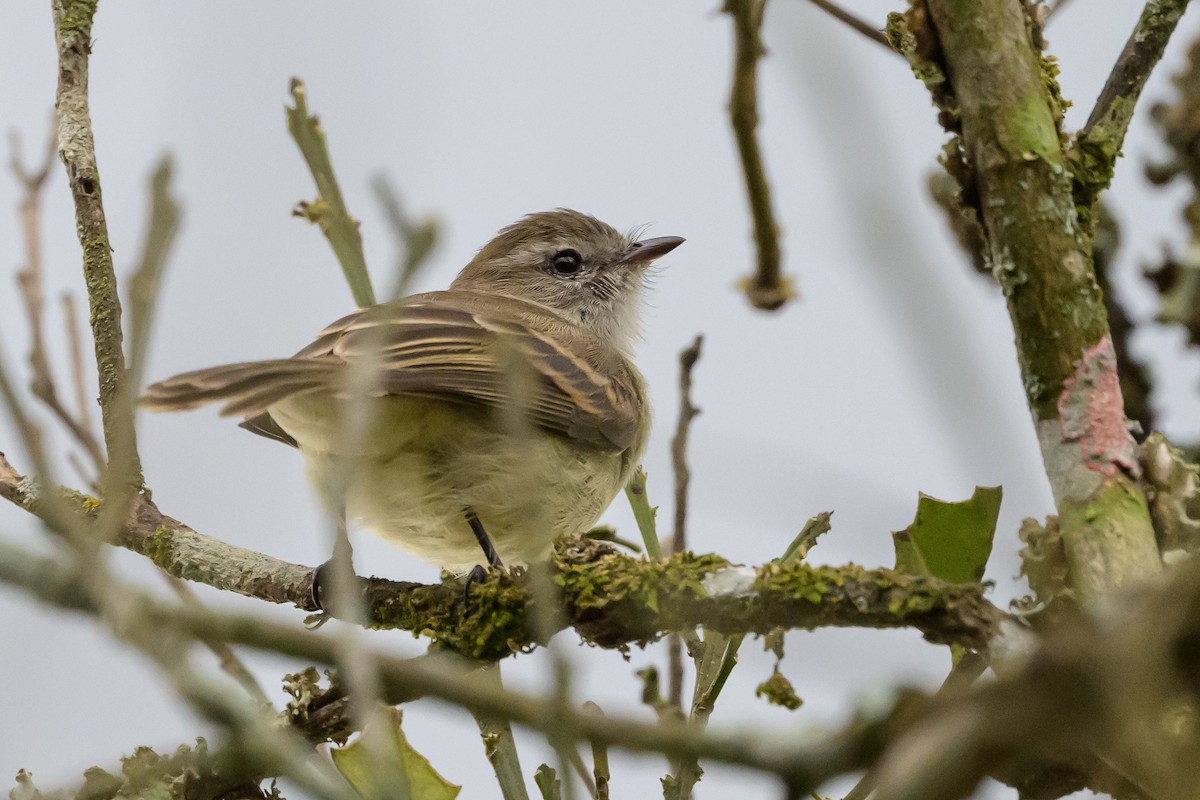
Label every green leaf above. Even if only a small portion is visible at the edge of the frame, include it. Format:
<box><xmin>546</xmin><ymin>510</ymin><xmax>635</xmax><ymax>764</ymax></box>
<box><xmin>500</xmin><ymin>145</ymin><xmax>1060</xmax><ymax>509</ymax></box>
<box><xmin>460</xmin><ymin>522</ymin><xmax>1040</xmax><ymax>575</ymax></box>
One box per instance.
<box><xmin>892</xmin><ymin>486</ymin><xmax>1001</xmax><ymax>584</ymax></box>
<box><xmin>330</xmin><ymin>709</ymin><xmax>460</xmax><ymax>800</ymax></box>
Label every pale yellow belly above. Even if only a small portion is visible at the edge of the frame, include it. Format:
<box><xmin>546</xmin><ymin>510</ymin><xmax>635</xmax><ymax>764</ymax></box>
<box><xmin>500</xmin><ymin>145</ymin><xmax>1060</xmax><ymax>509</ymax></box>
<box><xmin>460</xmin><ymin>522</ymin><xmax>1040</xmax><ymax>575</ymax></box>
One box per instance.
<box><xmin>269</xmin><ymin>393</ymin><xmax>630</xmax><ymax>573</ymax></box>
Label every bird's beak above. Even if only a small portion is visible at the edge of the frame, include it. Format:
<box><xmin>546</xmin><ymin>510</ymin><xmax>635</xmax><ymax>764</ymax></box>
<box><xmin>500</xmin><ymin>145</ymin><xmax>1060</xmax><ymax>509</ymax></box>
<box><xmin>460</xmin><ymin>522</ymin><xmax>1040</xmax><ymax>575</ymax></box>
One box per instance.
<box><xmin>620</xmin><ymin>235</ymin><xmax>685</xmax><ymax>264</ymax></box>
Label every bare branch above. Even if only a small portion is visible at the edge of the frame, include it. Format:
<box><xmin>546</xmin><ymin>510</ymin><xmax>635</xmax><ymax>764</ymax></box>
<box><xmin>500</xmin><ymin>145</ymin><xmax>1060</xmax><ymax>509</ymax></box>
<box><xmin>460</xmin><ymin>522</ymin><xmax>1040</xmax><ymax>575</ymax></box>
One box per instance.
<box><xmin>61</xmin><ymin>293</ymin><xmax>94</xmax><ymax>446</ymax></box>
<box><xmin>805</xmin><ymin>0</ymin><xmax>891</xmax><ymax>48</ymax></box>
<box><xmin>9</xmin><ymin>126</ymin><xmax>106</xmax><ymax>476</ymax></box>
<box><xmin>667</xmin><ymin>336</ymin><xmax>703</xmax><ymax>710</ymax></box>
<box><xmin>725</xmin><ymin>0</ymin><xmax>794</xmax><ymax>311</ymax></box>
<box><xmin>126</xmin><ymin>155</ymin><xmax>182</xmax><ymax>392</ymax></box>
<box><xmin>372</xmin><ymin>174</ymin><xmax>439</xmax><ymax>299</ymax></box>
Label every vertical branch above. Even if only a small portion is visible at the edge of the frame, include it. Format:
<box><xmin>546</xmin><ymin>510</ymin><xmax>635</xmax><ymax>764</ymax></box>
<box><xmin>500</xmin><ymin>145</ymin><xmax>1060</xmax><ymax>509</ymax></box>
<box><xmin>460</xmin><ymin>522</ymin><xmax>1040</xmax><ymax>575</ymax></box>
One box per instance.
<box><xmin>667</xmin><ymin>336</ymin><xmax>703</xmax><ymax>710</ymax></box>
<box><xmin>51</xmin><ymin>0</ymin><xmax>142</xmax><ymax>485</ymax></box>
<box><xmin>287</xmin><ymin>78</ymin><xmax>376</xmax><ymax>309</ymax></box>
<box><xmin>61</xmin><ymin>293</ymin><xmax>94</xmax><ymax>444</ymax></box>
<box><xmin>670</xmin><ymin>336</ymin><xmax>703</xmax><ymax>557</ymax></box>
<box><xmin>126</xmin><ymin>155</ymin><xmax>182</xmax><ymax>392</ymax></box>
<box><xmin>371</xmin><ymin>175</ymin><xmax>439</xmax><ymax>300</ymax></box>
<box><xmin>10</xmin><ymin>126</ymin><xmax>106</xmax><ymax>475</ymax></box>
<box><xmin>914</xmin><ymin>0</ymin><xmax>1161</xmax><ymax>600</ymax></box>
<box><xmin>725</xmin><ymin>0</ymin><xmax>793</xmax><ymax>311</ymax></box>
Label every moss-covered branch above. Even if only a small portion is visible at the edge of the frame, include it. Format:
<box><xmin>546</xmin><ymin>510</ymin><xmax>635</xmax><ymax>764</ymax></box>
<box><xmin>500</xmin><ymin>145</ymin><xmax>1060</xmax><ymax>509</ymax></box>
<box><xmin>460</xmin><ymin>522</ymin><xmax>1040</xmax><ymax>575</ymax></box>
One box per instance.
<box><xmin>899</xmin><ymin>0</ymin><xmax>1162</xmax><ymax>600</ymax></box>
<box><xmin>1073</xmin><ymin>0</ymin><xmax>1191</xmax><ymax>210</ymax></box>
<box><xmin>0</xmin><ymin>451</ymin><xmax>1003</xmax><ymax>662</ymax></box>
<box><xmin>51</xmin><ymin>0</ymin><xmax>141</xmax><ymax>483</ymax></box>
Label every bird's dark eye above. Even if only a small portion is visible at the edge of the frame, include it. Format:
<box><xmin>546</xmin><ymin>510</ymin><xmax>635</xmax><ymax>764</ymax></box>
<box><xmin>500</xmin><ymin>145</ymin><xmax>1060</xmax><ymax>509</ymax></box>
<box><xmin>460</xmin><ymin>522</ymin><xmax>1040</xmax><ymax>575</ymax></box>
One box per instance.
<box><xmin>550</xmin><ymin>249</ymin><xmax>583</xmax><ymax>276</ymax></box>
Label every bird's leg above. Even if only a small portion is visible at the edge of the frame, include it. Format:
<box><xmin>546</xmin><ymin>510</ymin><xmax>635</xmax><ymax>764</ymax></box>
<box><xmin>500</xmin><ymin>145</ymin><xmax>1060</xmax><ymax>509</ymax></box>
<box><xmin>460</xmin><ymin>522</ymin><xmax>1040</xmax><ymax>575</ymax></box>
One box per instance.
<box><xmin>308</xmin><ymin>504</ymin><xmax>358</xmax><ymax>625</ymax></box>
<box><xmin>463</xmin><ymin>506</ymin><xmax>503</xmax><ymax>597</ymax></box>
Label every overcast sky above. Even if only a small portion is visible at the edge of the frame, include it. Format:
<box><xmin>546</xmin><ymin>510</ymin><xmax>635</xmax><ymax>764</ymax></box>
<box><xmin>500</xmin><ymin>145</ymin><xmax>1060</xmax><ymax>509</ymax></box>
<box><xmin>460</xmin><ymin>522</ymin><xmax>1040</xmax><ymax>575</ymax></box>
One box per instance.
<box><xmin>3</xmin><ymin>2</ymin><xmax>1199</xmax><ymax>798</ymax></box>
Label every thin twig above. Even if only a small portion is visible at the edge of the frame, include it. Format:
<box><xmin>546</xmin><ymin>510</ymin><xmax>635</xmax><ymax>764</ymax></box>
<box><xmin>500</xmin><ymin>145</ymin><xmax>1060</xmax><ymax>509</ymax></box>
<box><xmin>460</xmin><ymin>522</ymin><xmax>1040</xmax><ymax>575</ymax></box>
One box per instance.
<box><xmin>287</xmin><ymin>78</ymin><xmax>376</xmax><ymax>308</ymax></box>
<box><xmin>726</xmin><ymin>0</ymin><xmax>793</xmax><ymax>311</ymax></box>
<box><xmin>52</xmin><ymin>0</ymin><xmax>143</xmax><ymax>484</ymax></box>
<box><xmin>371</xmin><ymin>174</ymin><xmax>439</xmax><ymax>299</ymax></box>
<box><xmin>670</xmin><ymin>336</ymin><xmax>703</xmax><ymax>558</ymax></box>
<box><xmin>805</xmin><ymin>0</ymin><xmax>891</xmax><ymax>48</ymax></box>
<box><xmin>472</xmin><ymin>666</ymin><xmax>532</xmax><ymax>800</ymax></box>
<box><xmin>668</xmin><ymin>336</ymin><xmax>703</xmax><ymax>710</ymax></box>
<box><xmin>61</xmin><ymin>293</ymin><xmax>93</xmax><ymax>444</ymax></box>
<box><xmin>582</xmin><ymin>703</ymin><xmax>610</xmax><ymax>800</ymax></box>
<box><xmin>1044</xmin><ymin>0</ymin><xmax>1075</xmax><ymax>20</ymax></box>
<box><xmin>162</xmin><ymin>575</ymin><xmax>274</xmax><ymax>709</ymax></box>
<box><xmin>9</xmin><ymin>127</ymin><xmax>106</xmax><ymax>476</ymax></box>
<box><xmin>1077</xmin><ymin>0</ymin><xmax>1190</xmax><ymax>182</ymax></box>
<box><xmin>624</xmin><ymin>467</ymin><xmax>663</xmax><ymax>560</ymax></box>
<box><xmin>126</xmin><ymin>155</ymin><xmax>182</xmax><ymax>393</ymax></box>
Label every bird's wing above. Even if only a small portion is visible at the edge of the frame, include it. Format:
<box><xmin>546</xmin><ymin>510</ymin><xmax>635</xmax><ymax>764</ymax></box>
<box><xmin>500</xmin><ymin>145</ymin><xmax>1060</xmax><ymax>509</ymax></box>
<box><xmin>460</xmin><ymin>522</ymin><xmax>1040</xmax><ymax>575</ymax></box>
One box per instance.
<box><xmin>309</xmin><ymin>292</ymin><xmax>644</xmax><ymax>451</ymax></box>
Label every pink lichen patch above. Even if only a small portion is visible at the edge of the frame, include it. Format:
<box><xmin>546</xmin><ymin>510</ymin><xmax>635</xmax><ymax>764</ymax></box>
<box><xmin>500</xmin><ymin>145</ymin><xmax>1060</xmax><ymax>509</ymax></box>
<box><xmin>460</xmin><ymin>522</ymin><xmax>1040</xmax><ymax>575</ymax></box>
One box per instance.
<box><xmin>1058</xmin><ymin>336</ymin><xmax>1139</xmax><ymax>477</ymax></box>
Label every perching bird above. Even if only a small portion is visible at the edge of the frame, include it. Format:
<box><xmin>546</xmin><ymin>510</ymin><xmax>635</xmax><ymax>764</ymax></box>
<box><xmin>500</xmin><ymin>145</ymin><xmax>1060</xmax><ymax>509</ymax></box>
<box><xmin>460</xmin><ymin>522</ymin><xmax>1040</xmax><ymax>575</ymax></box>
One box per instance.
<box><xmin>143</xmin><ymin>210</ymin><xmax>683</xmax><ymax>574</ymax></box>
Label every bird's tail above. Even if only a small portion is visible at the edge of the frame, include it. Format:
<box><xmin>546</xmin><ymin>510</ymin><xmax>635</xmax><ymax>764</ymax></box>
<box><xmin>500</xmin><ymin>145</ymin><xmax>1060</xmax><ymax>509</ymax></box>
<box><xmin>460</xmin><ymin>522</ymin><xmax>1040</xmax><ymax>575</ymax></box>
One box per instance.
<box><xmin>141</xmin><ymin>359</ymin><xmax>340</xmax><ymax>417</ymax></box>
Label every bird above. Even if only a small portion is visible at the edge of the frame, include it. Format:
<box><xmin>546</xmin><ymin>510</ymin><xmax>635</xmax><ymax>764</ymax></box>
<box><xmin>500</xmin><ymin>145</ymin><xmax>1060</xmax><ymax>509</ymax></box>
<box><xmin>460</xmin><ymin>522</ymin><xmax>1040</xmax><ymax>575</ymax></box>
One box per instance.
<box><xmin>142</xmin><ymin>209</ymin><xmax>684</xmax><ymax>576</ymax></box>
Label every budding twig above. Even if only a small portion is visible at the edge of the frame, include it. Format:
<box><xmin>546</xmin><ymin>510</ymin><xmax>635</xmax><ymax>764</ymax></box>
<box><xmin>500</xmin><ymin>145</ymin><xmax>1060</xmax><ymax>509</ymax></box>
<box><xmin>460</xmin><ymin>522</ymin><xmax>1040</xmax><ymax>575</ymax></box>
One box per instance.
<box><xmin>287</xmin><ymin>78</ymin><xmax>376</xmax><ymax>309</ymax></box>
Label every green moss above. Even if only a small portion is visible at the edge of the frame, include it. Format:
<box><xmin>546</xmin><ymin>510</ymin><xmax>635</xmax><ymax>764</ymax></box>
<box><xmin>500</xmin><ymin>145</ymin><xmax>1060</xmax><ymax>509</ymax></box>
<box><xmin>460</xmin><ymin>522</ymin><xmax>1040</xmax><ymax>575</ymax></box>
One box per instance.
<box><xmin>139</xmin><ymin>525</ymin><xmax>176</xmax><ymax>569</ymax></box>
<box><xmin>755</xmin><ymin>667</ymin><xmax>803</xmax><ymax>710</ymax></box>
<box><xmin>55</xmin><ymin>0</ymin><xmax>98</xmax><ymax>41</ymax></box>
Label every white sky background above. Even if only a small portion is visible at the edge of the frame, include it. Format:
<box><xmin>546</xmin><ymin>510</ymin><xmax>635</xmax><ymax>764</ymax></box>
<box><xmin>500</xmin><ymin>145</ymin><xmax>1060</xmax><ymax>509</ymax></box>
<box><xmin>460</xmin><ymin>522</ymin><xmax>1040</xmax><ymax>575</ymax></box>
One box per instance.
<box><xmin>2</xmin><ymin>2</ymin><xmax>1199</xmax><ymax>798</ymax></box>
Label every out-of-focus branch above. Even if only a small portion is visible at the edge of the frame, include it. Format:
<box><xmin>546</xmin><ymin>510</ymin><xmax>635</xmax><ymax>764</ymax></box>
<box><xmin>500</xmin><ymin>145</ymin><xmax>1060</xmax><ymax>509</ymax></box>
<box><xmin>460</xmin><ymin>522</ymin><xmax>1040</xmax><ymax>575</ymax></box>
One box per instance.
<box><xmin>0</xmin><ymin>452</ymin><xmax>1004</xmax><ymax>661</ymax></box>
<box><xmin>287</xmin><ymin>78</ymin><xmax>376</xmax><ymax>309</ymax></box>
<box><xmin>725</xmin><ymin>0</ymin><xmax>794</xmax><ymax>311</ymax></box>
<box><xmin>0</xmin><ymin>534</ymin><xmax>895</xmax><ymax>794</ymax></box>
<box><xmin>805</xmin><ymin>0</ymin><xmax>891</xmax><ymax>48</ymax></box>
<box><xmin>126</xmin><ymin>155</ymin><xmax>182</xmax><ymax>391</ymax></box>
<box><xmin>1091</xmin><ymin>204</ymin><xmax>1155</xmax><ymax>437</ymax></box>
<box><xmin>10</xmin><ymin>126</ymin><xmax>106</xmax><ymax>476</ymax></box>
<box><xmin>51</xmin><ymin>0</ymin><xmax>142</xmax><ymax>486</ymax></box>
<box><xmin>13</xmin><ymin>525</ymin><xmax>1200</xmax><ymax>798</ymax></box>
<box><xmin>372</xmin><ymin>175</ymin><xmax>439</xmax><ymax>299</ymax></box>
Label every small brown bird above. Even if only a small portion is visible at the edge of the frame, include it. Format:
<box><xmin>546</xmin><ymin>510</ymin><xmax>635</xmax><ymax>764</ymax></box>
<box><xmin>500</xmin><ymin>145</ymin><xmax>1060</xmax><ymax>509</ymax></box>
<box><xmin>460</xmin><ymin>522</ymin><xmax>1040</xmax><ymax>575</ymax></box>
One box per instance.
<box><xmin>143</xmin><ymin>210</ymin><xmax>683</xmax><ymax>573</ymax></box>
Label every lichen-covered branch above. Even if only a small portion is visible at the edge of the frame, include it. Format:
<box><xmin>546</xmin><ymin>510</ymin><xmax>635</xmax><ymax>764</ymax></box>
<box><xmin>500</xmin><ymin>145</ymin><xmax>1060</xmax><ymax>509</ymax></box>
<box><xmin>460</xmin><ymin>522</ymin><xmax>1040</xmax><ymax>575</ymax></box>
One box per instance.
<box><xmin>51</xmin><ymin>0</ymin><xmax>142</xmax><ymax>484</ymax></box>
<box><xmin>900</xmin><ymin>0</ymin><xmax>1162</xmax><ymax>600</ymax></box>
<box><xmin>1073</xmin><ymin>0</ymin><xmax>1191</xmax><ymax>210</ymax></box>
<box><xmin>0</xmin><ymin>451</ymin><xmax>1003</xmax><ymax>662</ymax></box>
<box><xmin>724</xmin><ymin>0</ymin><xmax>793</xmax><ymax>311</ymax></box>
<box><xmin>13</xmin><ymin>521</ymin><xmax>1200</xmax><ymax>798</ymax></box>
